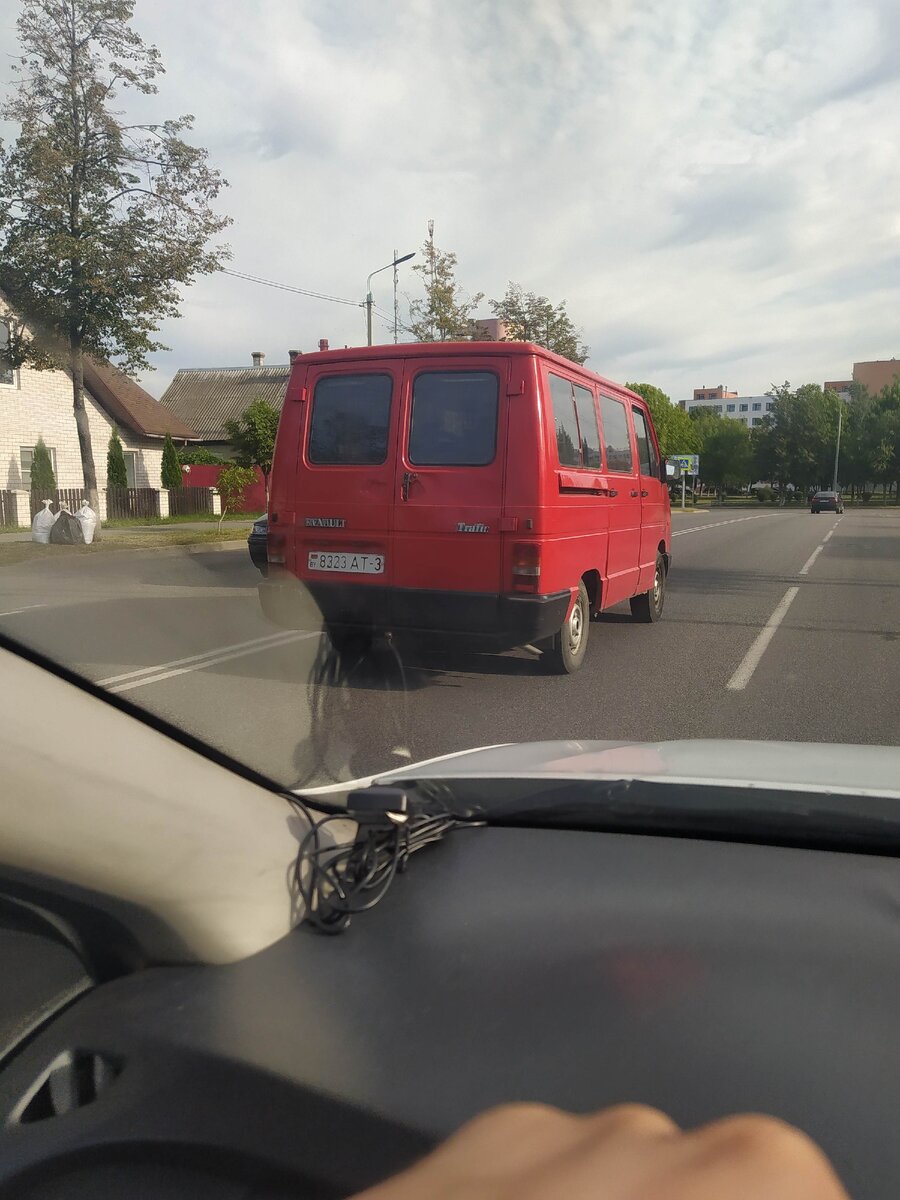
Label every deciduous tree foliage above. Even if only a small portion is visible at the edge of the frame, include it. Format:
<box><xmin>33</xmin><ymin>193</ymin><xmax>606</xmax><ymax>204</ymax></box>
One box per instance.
<box><xmin>407</xmin><ymin>230</ymin><xmax>483</xmax><ymax>342</ymax></box>
<box><xmin>216</xmin><ymin>463</ymin><xmax>256</xmax><ymax>530</ymax></box>
<box><xmin>0</xmin><ymin>0</ymin><xmax>230</xmax><ymax>525</ymax></box>
<box><xmin>224</xmin><ymin>397</ymin><xmax>280</xmax><ymax>499</ymax></box>
<box><xmin>492</xmin><ymin>282</ymin><xmax>588</xmax><ymax>364</ymax></box>
<box><xmin>626</xmin><ymin>382</ymin><xmax>698</xmax><ymax>457</ymax></box>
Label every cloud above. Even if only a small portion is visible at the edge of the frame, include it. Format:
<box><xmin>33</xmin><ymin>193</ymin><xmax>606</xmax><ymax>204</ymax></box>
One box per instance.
<box><xmin>1</xmin><ymin>0</ymin><xmax>898</xmax><ymax>401</ymax></box>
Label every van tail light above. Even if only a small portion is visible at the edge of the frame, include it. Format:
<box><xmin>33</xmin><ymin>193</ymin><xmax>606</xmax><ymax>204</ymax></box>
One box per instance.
<box><xmin>512</xmin><ymin>542</ymin><xmax>541</xmax><ymax>593</ymax></box>
<box><xmin>267</xmin><ymin>530</ymin><xmax>287</xmax><ymax>565</ymax></box>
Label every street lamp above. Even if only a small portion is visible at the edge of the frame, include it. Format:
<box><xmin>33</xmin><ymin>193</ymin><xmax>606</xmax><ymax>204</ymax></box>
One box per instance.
<box><xmin>365</xmin><ymin>252</ymin><xmax>415</xmax><ymax>346</ymax></box>
<box><xmin>832</xmin><ymin>403</ymin><xmax>843</xmax><ymax>492</ymax></box>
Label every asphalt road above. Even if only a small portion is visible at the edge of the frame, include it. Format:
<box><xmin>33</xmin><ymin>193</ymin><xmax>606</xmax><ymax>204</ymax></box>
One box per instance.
<box><xmin>2</xmin><ymin>508</ymin><xmax>899</xmax><ymax>787</ymax></box>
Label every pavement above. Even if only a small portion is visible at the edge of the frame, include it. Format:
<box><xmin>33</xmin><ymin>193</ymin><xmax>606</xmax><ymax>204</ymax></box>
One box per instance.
<box><xmin>1</xmin><ymin>508</ymin><xmax>898</xmax><ymax>788</ymax></box>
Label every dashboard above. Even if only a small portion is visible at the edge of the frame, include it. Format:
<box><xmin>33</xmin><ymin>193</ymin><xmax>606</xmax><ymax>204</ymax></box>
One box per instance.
<box><xmin>1</xmin><ymin>823</ymin><xmax>898</xmax><ymax>1198</ymax></box>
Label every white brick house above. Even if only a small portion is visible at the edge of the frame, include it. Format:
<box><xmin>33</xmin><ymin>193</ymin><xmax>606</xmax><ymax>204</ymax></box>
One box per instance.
<box><xmin>1</xmin><ymin>297</ymin><xmax>197</xmax><ymax>516</ymax></box>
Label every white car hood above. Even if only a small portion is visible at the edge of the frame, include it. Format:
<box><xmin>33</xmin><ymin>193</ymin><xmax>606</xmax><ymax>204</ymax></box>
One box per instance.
<box><xmin>302</xmin><ymin>739</ymin><xmax>900</xmax><ymax>801</ymax></box>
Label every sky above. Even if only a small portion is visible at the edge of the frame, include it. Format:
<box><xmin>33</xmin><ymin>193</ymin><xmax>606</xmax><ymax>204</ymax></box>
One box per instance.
<box><xmin>1</xmin><ymin>0</ymin><xmax>899</xmax><ymax>402</ymax></box>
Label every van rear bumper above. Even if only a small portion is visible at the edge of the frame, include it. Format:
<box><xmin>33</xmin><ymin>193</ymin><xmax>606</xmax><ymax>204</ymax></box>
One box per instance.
<box><xmin>258</xmin><ymin>578</ymin><xmax>570</xmax><ymax>645</ymax></box>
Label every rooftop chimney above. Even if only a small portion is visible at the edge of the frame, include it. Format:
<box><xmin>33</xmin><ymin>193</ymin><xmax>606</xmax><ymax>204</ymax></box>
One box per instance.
<box><xmin>318</xmin><ymin>338</ymin><xmax>329</xmax><ymax>352</ymax></box>
<box><xmin>251</xmin><ymin>351</ymin><xmax>265</xmax><ymax>367</ymax></box>
<box><xmin>288</xmin><ymin>349</ymin><xmax>300</xmax><ymax>363</ymax></box>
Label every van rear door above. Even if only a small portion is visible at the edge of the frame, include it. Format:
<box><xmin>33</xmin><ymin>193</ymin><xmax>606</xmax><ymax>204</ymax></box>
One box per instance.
<box><xmin>630</xmin><ymin>401</ymin><xmax>668</xmax><ymax>590</ymax></box>
<box><xmin>391</xmin><ymin>358</ymin><xmax>509</xmax><ymax>631</ymax></box>
<box><xmin>293</xmin><ymin>363</ymin><xmax>400</xmax><ymax>625</ymax></box>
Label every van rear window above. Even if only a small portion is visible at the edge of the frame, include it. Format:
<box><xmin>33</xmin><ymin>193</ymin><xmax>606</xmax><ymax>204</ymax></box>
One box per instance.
<box><xmin>408</xmin><ymin>372</ymin><xmax>498</xmax><ymax>466</ymax></box>
<box><xmin>308</xmin><ymin>374</ymin><xmax>392</xmax><ymax>464</ymax></box>
<box><xmin>599</xmin><ymin>395</ymin><xmax>634</xmax><ymax>473</ymax></box>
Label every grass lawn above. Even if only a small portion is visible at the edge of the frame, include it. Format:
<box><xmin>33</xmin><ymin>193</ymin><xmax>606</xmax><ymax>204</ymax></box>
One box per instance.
<box><xmin>102</xmin><ymin>512</ymin><xmax>260</xmax><ymax>528</ymax></box>
<box><xmin>0</xmin><ymin>527</ymin><xmax>251</xmax><ymax>566</ymax></box>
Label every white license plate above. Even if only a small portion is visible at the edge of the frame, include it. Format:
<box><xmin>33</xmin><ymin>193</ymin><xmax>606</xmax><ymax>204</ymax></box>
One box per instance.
<box><xmin>308</xmin><ymin>551</ymin><xmax>385</xmax><ymax>575</ymax></box>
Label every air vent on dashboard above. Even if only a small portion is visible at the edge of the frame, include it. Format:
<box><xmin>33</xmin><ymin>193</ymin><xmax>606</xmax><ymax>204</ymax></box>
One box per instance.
<box><xmin>8</xmin><ymin>1049</ymin><xmax>120</xmax><ymax>1125</ymax></box>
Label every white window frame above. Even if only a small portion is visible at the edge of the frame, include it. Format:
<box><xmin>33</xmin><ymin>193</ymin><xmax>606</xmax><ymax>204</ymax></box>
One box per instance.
<box><xmin>20</xmin><ymin>445</ymin><xmax>59</xmax><ymax>487</ymax></box>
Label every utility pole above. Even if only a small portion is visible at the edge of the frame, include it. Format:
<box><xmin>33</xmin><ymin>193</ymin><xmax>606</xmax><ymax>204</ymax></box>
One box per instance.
<box><xmin>393</xmin><ymin>248</ymin><xmax>399</xmax><ymax>343</ymax></box>
<box><xmin>832</xmin><ymin>403</ymin><xmax>843</xmax><ymax>492</ymax></box>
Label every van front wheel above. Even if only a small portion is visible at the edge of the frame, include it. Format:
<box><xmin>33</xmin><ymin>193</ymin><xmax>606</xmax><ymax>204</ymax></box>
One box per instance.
<box><xmin>630</xmin><ymin>554</ymin><xmax>666</xmax><ymax>623</ymax></box>
<box><xmin>544</xmin><ymin>582</ymin><xmax>590</xmax><ymax>674</ymax></box>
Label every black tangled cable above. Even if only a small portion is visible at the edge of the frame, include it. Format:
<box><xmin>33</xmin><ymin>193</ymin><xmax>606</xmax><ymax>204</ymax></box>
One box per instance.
<box><xmin>285</xmin><ymin>786</ymin><xmax>464</xmax><ymax>935</ymax></box>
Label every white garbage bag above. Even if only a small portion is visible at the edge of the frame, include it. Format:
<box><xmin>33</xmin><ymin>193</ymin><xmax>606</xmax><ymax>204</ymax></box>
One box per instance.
<box><xmin>75</xmin><ymin>501</ymin><xmax>98</xmax><ymax>545</ymax></box>
<box><xmin>32</xmin><ymin>499</ymin><xmax>56</xmax><ymax>544</ymax></box>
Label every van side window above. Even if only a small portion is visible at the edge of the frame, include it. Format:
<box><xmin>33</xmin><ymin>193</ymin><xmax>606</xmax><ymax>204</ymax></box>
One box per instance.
<box><xmin>599</xmin><ymin>395</ymin><xmax>634</xmax><ymax>473</ymax></box>
<box><xmin>573</xmin><ymin>384</ymin><xmax>601</xmax><ymax>468</ymax></box>
<box><xmin>632</xmin><ymin>406</ymin><xmax>658</xmax><ymax>477</ymax></box>
<box><xmin>409</xmin><ymin>371</ymin><xmax>498</xmax><ymax>466</ymax></box>
<box><xmin>308</xmin><ymin>374</ymin><xmax>392</xmax><ymax>464</ymax></box>
<box><xmin>549</xmin><ymin>373</ymin><xmax>581</xmax><ymax>467</ymax></box>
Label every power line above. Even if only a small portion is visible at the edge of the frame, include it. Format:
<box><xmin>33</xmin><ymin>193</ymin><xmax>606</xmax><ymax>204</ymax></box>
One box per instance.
<box><xmin>220</xmin><ymin>267</ymin><xmax>361</xmax><ymax>308</ymax></box>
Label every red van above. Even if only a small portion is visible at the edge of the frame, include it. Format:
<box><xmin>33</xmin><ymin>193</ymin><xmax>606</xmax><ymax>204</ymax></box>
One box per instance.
<box><xmin>260</xmin><ymin>342</ymin><xmax>670</xmax><ymax>673</ymax></box>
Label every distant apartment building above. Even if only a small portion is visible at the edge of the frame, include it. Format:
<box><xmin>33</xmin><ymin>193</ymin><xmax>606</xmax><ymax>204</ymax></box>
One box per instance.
<box><xmin>677</xmin><ymin>384</ymin><xmax>774</xmax><ymax>427</ymax></box>
<box><xmin>852</xmin><ymin>359</ymin><xmax>900</xmax><ymax>395</ymax></box>
<box><xmin>824</xmin><ymin>380</ymin><xmax>853</xmax><ymax>401</ymax></box>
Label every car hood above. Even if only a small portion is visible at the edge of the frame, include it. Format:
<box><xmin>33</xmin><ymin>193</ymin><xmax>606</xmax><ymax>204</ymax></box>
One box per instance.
<box><xmin>301</xmin><ymin>739</ymin><xmax>900</xmax><ymax>801</ymax></box>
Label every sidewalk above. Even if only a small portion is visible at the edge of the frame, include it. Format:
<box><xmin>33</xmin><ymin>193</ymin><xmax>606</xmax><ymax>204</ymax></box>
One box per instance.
<box><xmin>0</xmin><ymin>518</ymin><xmax>253</xmax><ymax>545</ymax></box>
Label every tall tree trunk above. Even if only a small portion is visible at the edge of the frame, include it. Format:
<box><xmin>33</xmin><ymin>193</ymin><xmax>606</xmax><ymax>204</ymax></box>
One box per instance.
<box><xmin>70</xmin><ymin>333</ymin><xmax>102</xmax><ymax>538</ymax></box>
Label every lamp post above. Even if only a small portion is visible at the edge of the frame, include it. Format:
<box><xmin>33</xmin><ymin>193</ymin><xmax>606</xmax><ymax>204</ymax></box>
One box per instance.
<box><xmin>365</xmin><ymin>252</ymin><xmax>415</xmax><ymax>346</ymax></box>
<box><xmin>832</xmin><ymin>403</ymin><xmax>843</xmax><ymax>492</ymax></box>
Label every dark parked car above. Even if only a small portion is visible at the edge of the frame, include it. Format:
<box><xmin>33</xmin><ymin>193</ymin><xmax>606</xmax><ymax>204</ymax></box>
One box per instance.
<box><xmin>811</xmin><ymin>490</ymin><xmax>844</xmax><ymax>513</ymax></box>
<box><xmin>248</xmin><ymin>515</ymin><xmax>267</xmax><ymax>574</ymax></box>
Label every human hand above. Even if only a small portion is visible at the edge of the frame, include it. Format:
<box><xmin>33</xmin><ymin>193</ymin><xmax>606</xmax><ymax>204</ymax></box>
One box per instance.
<box><xmin>350</xmin><ymin>1102</ymin><xmax>848</xmax><ymax>1199</ymax></box>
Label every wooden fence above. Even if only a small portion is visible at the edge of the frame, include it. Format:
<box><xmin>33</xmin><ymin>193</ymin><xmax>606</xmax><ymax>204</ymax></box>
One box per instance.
<box><xmin>167</xmin><ymin>486</ymin><xmax>214</xmax><ymax>517</ymax></box>
<box><xmin>106</xmin><ymin>487</ymin><xmax>160</xmax><ymax>520</ymax></box>
<box><xmin>0</xmin><ymin>490</ymin><xmax>18</xmax><ymax>526</ymax></box>
<box><xmin>29</xmin><ymin>488</ymin><xmax>88</xmax><ymax>519</ymax></box>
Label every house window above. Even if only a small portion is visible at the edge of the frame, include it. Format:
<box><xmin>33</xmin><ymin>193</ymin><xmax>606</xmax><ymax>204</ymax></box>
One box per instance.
<box><xmin>766</xmin><ymin>402</ymin><xmax>774</xmax><ymax>411</ymax></box>
<box><xmin>20</xmin><ymin>445</ymin><xmax>58</xmax><ymax>487</ymax></box>
<box><xmin>726</xmin><ymin>404</ymin><xmax>735</xmax><ymax>412</ymax></box>
<box><xmin>752</xmin><ymin>417</ymin><xmax>763</xmax><ymax>426</ymax></box>
<box><xmin>0</xmin><ymin>321</ymin><xmax>16</xmax><ymax>387</ymax></box>
<box><xmin>752</xmin><ymin>402</ymin><xmax>762</xmax><ymax>411</ymax></box>
<box><xmin>739</xmin><ymin>403</ymin><xmax>748</xmax><ymax>412</ymax></box>
<box><xmin>123</xmin><ymin>451</ymin><xmax>137</xmax><ymax>489</ymax></box>
<box><xmin>714</xmin><ymin>404</ymin><xmax>722</xmax><ymax>413</ymax></box>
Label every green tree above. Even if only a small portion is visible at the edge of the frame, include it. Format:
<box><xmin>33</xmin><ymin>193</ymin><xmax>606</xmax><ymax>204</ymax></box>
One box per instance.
<box><xmin>224</xmin><ymin>397</ymin><xmax>280</xmax><ymax>499</ymax></box>
<box><xmin>491</xmin><ymin>282</ymin><xmax>588</xmax><ymax>363</ymax></box>
<box><xmin>407</xmin><ymin>223</ymin><xmax>483</xmax><ymax>341</ymax></box>
<box><xmin>178</xmin><ymin>446</ymin><xmax>226</xmax><ymax>466</ymax></box>
<box><xmin>755</xmin><ymin>382</ymin><xmax>841</xmax><ymax>495</ymax></box>
<box><xmin>30</xmin><ymin>435</ymin><xmax>56</xmax><ymax>492</ymax></box>
<box><xmin>0</xmin><ymin>0</ymin><xmax>230</xmax><ymax>528</ymax></box>
<box><xmin>699</xmin><ymin>418</ymin><xmax>753</xmax><ymax>496</ymax></box>
<box><xmin>215</xmin><ymin>463</ymin><xmax>256</xmax><ymax>530</ymax></box>
<box><xmin>106</xmin><ymin>426</ymin><xmax>128</xmax><ymax>489</ymax></box>
<box><xmin>626</xmin><ymin>382</ymin><xmax>698</xmax><ymax>457</ymax></box>
<box><xmin>160</xmin><ymin>432</ymin><xmax>182</xmax><ymax>489</ymax></box>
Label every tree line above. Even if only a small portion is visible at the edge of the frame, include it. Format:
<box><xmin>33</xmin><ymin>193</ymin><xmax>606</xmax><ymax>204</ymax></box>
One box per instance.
<box><xmin>628</xmin><ymin>380</ymin><xmax>900</xmax><ymax>501</ymax></box>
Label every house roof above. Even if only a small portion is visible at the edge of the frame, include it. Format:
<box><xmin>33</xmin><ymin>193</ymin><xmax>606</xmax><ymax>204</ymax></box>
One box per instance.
<box><xmin>160</xmin><ymin>365</ymin><xmax>291</xmax><ymax>441</ymax></box>
<box><xmin>83</xmin><ymin>358</ymin><xmax>198</xmax><ymax>441</ymax></box>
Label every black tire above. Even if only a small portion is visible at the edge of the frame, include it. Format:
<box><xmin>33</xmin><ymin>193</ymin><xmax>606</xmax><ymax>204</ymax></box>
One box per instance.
<box><xmin>630</xmin><ymin>554</ymin><xmax>666</xmax><ymax>623</ymax></box>
<box><xmin>543</xmin><ymin>581</ymin><xmax>590</xmax><ymax>674</ymax></box>
<box><xmin>326</xmin><ymin>625</ymin><xmax>373</xmax><ymax>655</ymax></box>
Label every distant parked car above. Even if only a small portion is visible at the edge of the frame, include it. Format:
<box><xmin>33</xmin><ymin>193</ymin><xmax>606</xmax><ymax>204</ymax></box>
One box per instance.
<box><xmin>811</xmin><ymin>491</ymin><xmax>843</xmax><ymax>514</ymax></box>
<box><xmin>248</xmin><ymin>515</ymin><xmax>268</xmax><ymax>574</ymax></box>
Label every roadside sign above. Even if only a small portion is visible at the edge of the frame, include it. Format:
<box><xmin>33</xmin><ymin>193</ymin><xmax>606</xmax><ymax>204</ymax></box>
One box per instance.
<box><xmin>671</xmin><ymin>454</ymin><xmax>700</xmax><ymax>475</ymax></box>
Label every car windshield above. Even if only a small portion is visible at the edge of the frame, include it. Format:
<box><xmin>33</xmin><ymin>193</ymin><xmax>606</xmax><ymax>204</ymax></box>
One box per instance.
<box><xmin>0</xmin><ymin>0</ymin><xmax>898</xmax><ymax>804</ymax></box>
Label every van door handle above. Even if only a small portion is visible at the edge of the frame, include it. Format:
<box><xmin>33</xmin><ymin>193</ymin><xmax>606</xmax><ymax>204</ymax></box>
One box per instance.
<box><xmin>401</xmin><ymin>471</ymin><xmax>418</xmax><ymax>501</ymax></box>
<box><xmin>640</xmin><ymin>489</ymin><xmax>649</xmax><ymax>497</ymax></box>
<box><xmin>608</xmin><ymin>489</ymin><xmax>618</xmax><ymax>497</ymax></box>
<box><xmin>630</xmin><ymin>489</ymin><xmax>639</xmax><ymax>497</ymax></box>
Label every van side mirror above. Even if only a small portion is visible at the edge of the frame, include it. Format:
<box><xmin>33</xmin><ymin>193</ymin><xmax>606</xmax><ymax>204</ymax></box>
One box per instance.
<box><xmin>659</xmin><ymin>457</ymin><xmax>668</xmax><ymax>483</ymax></box>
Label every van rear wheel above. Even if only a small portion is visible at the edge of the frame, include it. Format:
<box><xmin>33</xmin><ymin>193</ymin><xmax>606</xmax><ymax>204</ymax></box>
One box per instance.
<box><xmin>630</xmin><ymin>554</ymin><xmax>666</xmax><ymax>623</ymax></box>
<box><xmin>544</xmin><ymin>582</ymin><xmax>590</xmax><ymax>674</ymax></box>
